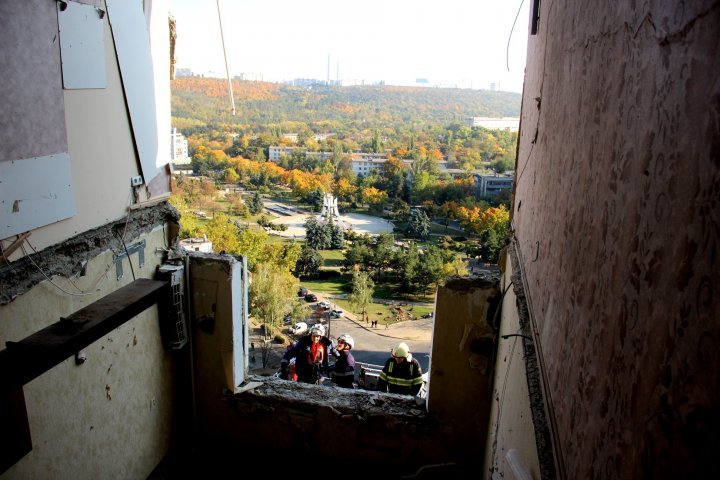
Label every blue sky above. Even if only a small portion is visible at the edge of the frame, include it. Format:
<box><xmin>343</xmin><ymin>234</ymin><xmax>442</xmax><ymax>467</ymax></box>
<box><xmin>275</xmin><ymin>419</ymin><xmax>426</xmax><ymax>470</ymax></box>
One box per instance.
<box><xmin>170</xmin><ymin>0</ymin><xmax>529</xmax><ymax>92</ymax></box>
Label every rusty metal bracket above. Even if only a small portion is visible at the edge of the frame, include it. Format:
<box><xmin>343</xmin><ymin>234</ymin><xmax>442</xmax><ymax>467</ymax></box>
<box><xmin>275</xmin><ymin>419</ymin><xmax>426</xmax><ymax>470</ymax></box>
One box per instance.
<box><xmin>114</xmin><ymin>239</ymin><xmax>146</xmax><ymax>280</ymax></box>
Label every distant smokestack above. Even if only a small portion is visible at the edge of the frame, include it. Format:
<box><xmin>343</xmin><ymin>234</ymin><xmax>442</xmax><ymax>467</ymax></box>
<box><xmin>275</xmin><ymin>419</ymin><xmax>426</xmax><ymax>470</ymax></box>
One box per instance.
<box><xmin>336</xmin><ymin>62</ymin><xmax>339</xmax><ymax>83</ymax></box>
<box><xmin>327</xmin><ymin>54</ymin><xmax>331</xmax><ymax>84</ymax></box>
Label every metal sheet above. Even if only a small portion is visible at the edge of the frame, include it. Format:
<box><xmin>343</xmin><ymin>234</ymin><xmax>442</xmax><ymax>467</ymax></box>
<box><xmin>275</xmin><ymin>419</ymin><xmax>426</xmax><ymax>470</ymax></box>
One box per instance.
<box><xmin>105</xmin><ymin>0</ymin><xmax>160</xmax><ymax>183</ymax></box>
<box><xmin>0</xmin><ymin>154</ymin><xmax>76</xmax><ymax>239</ymax></box>
<box><xmin>58</xmin><ymin>1</ymin><xmax>106</xmax><ymax>89</ymax></box>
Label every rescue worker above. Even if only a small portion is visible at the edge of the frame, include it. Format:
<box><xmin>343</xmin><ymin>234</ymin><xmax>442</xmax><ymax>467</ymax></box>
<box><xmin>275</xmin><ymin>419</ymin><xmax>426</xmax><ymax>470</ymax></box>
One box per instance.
<box><xmin>329</xmin><ymin>334</ymin><xmax>356</xmax><ymax>388</ymax></box>
<box><xmin>376</xmin><ymin>342</ymin><xmax>423</xmax><ymax>396</ymax></box>
<box><xmin>281</xmin><ymin>324</ymin><xmax>331</xmax><ymax>384</ymax></box>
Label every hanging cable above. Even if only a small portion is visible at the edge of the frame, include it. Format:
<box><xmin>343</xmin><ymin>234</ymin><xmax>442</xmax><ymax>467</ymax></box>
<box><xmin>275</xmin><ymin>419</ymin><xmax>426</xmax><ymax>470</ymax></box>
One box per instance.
<box><xmin>506</xmin><ymin>0</ymin><xmax>527</xmax><ymax>71</ymax></box>
<box><xmin>216</xmin><ymin>0</ymin><xmax>236</xmax><ymax>115</ymax></box>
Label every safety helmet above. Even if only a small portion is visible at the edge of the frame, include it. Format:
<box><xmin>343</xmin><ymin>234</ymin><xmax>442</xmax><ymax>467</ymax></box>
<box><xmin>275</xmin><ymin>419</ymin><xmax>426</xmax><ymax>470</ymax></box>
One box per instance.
<box><xmin>309</xmin><ymin>324</ymin><xmax>325</xmax><ymax>336</ymax></box>
<box><xmin>392</xmin><ymin>342</ymin><xmax>410</xmax><ymax>359</ymax></box>
<box><xmin>337</xmin><ymin>334</ymin><xmax>354</xmax><ymax>349</ymax></box>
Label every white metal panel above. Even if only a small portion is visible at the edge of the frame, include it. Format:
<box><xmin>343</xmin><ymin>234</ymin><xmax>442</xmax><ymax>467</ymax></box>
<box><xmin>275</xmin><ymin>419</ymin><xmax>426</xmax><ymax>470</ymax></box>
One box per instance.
<box><xmin>105</xmin><ymin>0</ymin><xmax>160</xmax><ymax>183</ymax></box>
<box><xmin>231</xmin><ymin>255</ymin><xmax>249</xmax><ymax>390</ymax></box>
<box><xmin>58</xmin><ymin>1</ymin><xmax>106</xmax><ymax>89</ymax></box>
<box><xmin>0</xmin><ymin>154</ymin><xmax>76</xmax><ymax>239</ymax></box>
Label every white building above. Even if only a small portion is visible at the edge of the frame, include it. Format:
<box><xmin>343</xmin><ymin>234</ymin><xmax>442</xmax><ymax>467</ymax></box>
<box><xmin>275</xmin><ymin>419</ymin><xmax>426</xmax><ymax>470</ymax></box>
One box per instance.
<box><xmin>268</xmin><ymin>146</ymin><xmax>305</xmax><ymax>161</ymax></box>
<box><xmin>171</xmin><ymin>128</ymin><xmax>191</xmax><ymax>166</ymax></box>
<box><xmin>466</xmin><ymin>117</ymin><xmax>520</xmax><ymax>131</ymax></box>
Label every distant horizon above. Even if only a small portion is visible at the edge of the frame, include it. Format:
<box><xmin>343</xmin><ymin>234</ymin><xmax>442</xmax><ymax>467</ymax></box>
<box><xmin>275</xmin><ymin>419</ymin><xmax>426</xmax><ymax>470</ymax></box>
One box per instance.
<box><xmin>170</xmin><ymin>0</ymin><xmax>529</xmax><ymax>94</ymax></box>
<box><xmin>173</xmin><ymin>69</ymin><xmax>523</xmax><ymax>94</ymax></box>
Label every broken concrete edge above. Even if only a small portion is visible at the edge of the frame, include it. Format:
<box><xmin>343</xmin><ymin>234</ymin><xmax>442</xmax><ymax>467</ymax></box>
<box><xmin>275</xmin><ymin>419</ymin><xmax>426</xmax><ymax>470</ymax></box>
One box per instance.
<box><xmin>508</xmin><ymin>241</ymin><xmax>560</xmax><ymax>480</ymax></box>
<box><xmin>0</xmin><ymin>202</ymin><xmax>180</xmax><ymax>305</ymax></box>
<box><xmin>235</xmin><ymin>375</ymin><xmax>429</xmax><ymax>418</ymax></box>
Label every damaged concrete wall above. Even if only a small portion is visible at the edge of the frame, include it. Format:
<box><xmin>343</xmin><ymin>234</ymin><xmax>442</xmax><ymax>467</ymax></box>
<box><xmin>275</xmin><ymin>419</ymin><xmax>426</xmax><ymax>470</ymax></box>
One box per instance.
<box><xmin>482</xmin><ymin>263</ymin><xmax>541</xmax><ymax>480</ymax></box>
<box><xmin>0</xmin><ymin>226</ymin><xmax>178</xmax><ymax>479</ymax></box>
<box><xmin>188</xmin><ymin>253</ymin><xmax>248</xmax><ymax>393</ymax></box>
<box><xmin>191</xmin><ymin>376</ymin><xmax>453</xmax><ymax>477</ymax></box>
<box><xmin>512</xmin><ymin>0</ymin><xmax>720</xmax><ymax>477</ymax></box>
<box><xmin>426</xmin><ymin>276</ymin><xmax>500</xmax><ymax>471</ymax></box>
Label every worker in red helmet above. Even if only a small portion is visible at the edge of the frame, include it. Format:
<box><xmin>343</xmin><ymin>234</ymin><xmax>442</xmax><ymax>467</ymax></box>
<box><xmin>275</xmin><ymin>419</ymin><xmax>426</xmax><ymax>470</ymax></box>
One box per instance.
<box><xmin>376</xmin><ymin>342</ymin><xmax>423</xmax><ymax>396</ymax></box>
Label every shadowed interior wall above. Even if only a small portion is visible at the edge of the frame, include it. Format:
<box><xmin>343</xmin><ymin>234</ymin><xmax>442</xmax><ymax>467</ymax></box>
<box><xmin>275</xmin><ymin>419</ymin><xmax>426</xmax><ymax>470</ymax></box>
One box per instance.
<box><xmin>512</xmin><ymin>1</ymin><xmax>720</xmax><ymax>477</ymax></box>
<box><xmin>0</xmin><ymin>228</ymin><xmax>176</xmax><ymax>479</ymax></box>
<box><xmin>427</xmin><ymin>276</ymin><xmax>500</xmax><ymax>470</ymax></box>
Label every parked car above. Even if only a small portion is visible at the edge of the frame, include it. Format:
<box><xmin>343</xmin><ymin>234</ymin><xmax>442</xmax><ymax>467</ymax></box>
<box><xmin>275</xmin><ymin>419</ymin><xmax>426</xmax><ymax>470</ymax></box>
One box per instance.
<box><xmin>317</xmin><ymin>301</ymin><xmax>331</xmax><ymax>310</ymax></box>
<box><xmin>290</xmin><ymin>322</ymin><xmax>308</xmax><ymax>335</ymax></box>
<box><xmin>330</xmin><ymin>309</ymin><xmax>343</xmax><ymax>318</ymax></box>
<box><xmin>298</xmin><ymin>286</ymin><xmax>308</xmax><ymax>297</ymax></box>
<box><xmin>304</xmin><ymin>293</ymin><xmax>317</xmax><ymax>302</ymax></box>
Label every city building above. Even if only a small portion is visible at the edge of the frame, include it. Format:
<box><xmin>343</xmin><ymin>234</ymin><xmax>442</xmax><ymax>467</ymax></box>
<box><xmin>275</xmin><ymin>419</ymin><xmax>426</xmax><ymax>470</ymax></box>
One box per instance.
<box><xmin>466</xmin><ymin>116</ymin><xmax>520</xmax><ymax>131</ymax></box>
<box><xmin>473</xmin><ymin>174</ymin><xmax>514</xmax><ymax>196</ymax></box>
<box><xmin>170</xmin><ymin>128</ymin><xmax>191</xmax><ymax>167</ymax></box>
<box><xmin>268</xmin><ymin>145</ymin><xmax>305</xmax><ymax>161</ymax></box>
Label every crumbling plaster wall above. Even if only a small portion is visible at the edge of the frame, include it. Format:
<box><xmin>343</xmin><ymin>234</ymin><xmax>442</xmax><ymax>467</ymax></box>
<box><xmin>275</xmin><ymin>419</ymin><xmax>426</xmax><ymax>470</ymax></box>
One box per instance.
<box><xmin>512</xmin><ymin>1</ymin><xmax>720</xmax><ymax>477</ymax></box>
<box><xmin>0</xmin><ymin>225</ymin><xmax>177</xmax><ymax>479</ymax></box>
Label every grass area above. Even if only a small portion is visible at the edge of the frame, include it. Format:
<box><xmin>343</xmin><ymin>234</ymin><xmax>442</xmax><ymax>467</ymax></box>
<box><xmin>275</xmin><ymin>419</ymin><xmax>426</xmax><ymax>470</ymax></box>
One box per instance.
<box><xmin>300</xmin><ymin>272</ymin><xmax>351</xmax><ymax>296</ymax></box>
<box><xmin>429</xmin><ymin>222</ymin><xmax>466</xmax><ymax>236</ymax></box>
<box><xmin>300</xmin><ymin>272</ymin><xmax>435</xmax><ymax>324</ymax></box>
<box><xmin>319</xmin><ymin>249</ymin><xmax>345</xmax><ymax>267</ymax></box>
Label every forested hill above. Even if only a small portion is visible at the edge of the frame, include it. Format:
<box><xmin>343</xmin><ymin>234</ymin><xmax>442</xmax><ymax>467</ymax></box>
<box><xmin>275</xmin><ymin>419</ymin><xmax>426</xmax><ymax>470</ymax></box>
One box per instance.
<box><xmin>171</xmin><ymin>77</ymin><xmax>521</xmax><ymax>129</ymax></box>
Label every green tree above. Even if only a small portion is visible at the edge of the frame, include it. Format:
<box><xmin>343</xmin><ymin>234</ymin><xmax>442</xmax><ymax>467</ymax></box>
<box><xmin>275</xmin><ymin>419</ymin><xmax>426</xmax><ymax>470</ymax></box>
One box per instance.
<box><xmin>399</xmin><ymin>244</ymin><xmax>420</xmax><ymax>292</ymax></box>
<box><xmin>348</xmin><ymin>269</ymin><xmax>375</xmax><ymax>324</ymax></box>
<box><xmin>247</xmin><ymin>192</ymin><xmax>264</xmax><ymax>215</ymax></box>
<box><xmin>305</xmin><ymin>216</ymin><xmax>331</xmax><ymax>250</ymax></box>
<box><xmin>477</xmin><ymin>228</ymin><xmax>505</xmax><ymax>263</ymax></box>
<box><xmin>249</xmin><ymin>263</ymin><xmax>298</xmax><ymax>367</ymax></box>
<box><xmin>415</xmin><ymin>246</ymin><xmax>445</xmax><ymax>294</ymax></box>
<box><xmin>294</xmin><ymin>246</ymin><xmax>322</xmax><ymax>279</ymax></box>
<box><xmin>405</xmin><ymin>208</ymin><xmax>431</xmax><ymax>241</ymax></box>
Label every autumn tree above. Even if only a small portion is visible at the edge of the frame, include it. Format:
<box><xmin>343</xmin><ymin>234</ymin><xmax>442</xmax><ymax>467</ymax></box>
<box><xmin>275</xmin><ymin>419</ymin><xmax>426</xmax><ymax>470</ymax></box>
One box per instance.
<box><xmin>361</xmin><ymin>186</ymin><xmax>387</xmax><ymax>212</ymax></box>
<box><xmin>202</xmin><ymin>213</ymin><xmax>240</xmax><ymax>253</ymax></box>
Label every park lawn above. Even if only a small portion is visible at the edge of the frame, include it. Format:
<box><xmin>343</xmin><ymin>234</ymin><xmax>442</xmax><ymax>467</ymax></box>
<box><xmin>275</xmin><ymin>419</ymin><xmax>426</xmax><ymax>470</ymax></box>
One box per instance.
<box><xmin>300</xmin><ymin>273</ymin><xmax>351</xmax><ymax>296</ymax></box>
<box><xmin>301</xmin><ymin>273</ymin><xmax>435</xmax><ymax>325</ymax></box>
<box><xmin>319</xmin><ymin>249</ymin><xmax>345</xmax><ymax>267</ymax></box>
<box><xmin>429</xmin><ymin>222</ymin><xmax>466</xmax><ymax>237</ymax></box>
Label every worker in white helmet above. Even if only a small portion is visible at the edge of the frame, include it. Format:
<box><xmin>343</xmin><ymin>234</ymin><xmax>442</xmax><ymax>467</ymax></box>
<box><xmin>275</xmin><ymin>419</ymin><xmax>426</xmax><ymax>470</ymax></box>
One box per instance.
<box><xmin>376</xmin><ymin>342</ymin><xmax>423</xmax><ymax>395</ymax></box>
<box><xmin>281</xmin><ymin>324</ymin><xmax>331</xmax><ymax>384</ymax></box>
<box><xmin>330</xmin><ymin>334</ymin><xmax>356</xmax><ymax>388</ymax></box>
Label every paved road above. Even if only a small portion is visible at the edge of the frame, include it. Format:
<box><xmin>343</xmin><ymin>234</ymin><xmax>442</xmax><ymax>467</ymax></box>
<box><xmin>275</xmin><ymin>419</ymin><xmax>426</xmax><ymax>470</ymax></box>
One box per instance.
<box><xmin>319</xmin><ymin>296</ymin><xmax>433</xmax><ymax>372</ymax></box>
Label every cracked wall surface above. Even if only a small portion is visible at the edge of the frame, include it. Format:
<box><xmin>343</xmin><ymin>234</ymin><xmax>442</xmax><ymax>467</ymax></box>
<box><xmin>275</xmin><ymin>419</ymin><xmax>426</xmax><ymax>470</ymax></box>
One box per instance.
<box><xmin>513</xmin><ymin>1</ymin><xmax>720</xmax><ymax>477</ymax></box>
